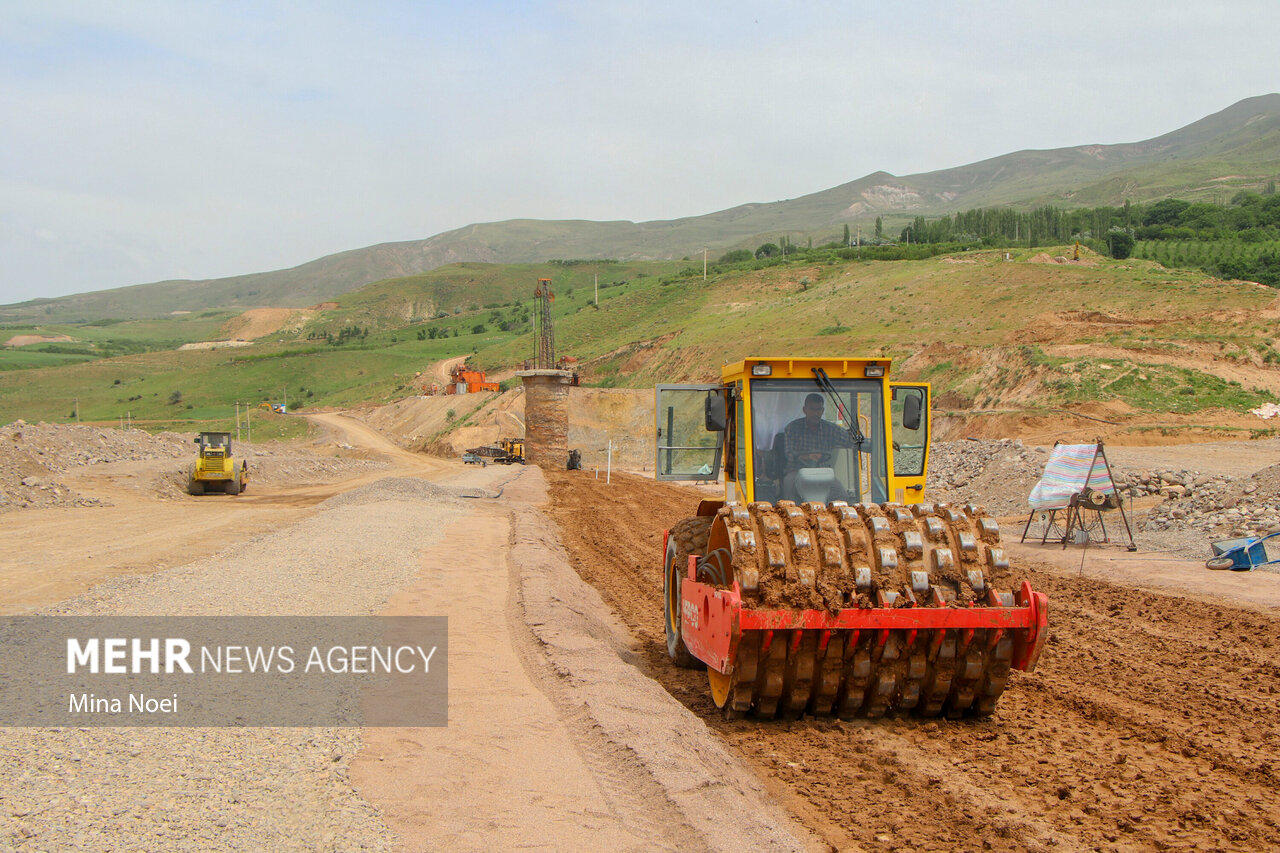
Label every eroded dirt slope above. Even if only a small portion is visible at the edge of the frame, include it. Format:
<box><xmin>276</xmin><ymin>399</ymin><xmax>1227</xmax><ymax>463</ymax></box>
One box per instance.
<box><xmin>545</xmin><ymin>470</ymin><xmax>1280</xmax><ymax>853</ymax></box>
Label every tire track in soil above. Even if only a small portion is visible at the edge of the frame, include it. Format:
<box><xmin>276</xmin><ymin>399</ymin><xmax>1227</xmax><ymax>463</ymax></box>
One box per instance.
<box><xmin>544</xmin><ymin>469</ymin><xmax>1280</xmax><ymax>853</ymax></box>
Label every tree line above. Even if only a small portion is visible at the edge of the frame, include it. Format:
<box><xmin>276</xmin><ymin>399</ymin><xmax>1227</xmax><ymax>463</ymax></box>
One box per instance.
<box><xmin>891</xmin><ymin>188</ymin><xmax>1280</xmax><ymax>284</ymax></box>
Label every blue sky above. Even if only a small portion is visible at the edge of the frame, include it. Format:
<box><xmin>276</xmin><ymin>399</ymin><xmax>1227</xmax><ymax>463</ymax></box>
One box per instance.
<box><xmin>1</xmin><ymin>1</ymin><xmax>1276</xmax><ymax>303</ymax></box>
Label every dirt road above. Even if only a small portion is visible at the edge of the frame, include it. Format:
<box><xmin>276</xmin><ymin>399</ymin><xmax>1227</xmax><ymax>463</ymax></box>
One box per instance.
<box><xmin>7</xmin><ymin>408</ymin><xmax>1280</xmax><ymax>851</ymax></box>
<box><xmin>0</xmin><ymin>412</ymin><xmax>438</xmax><ymax>615</ymax></box>
<box><xmin>2</xmin><ymin>416</ymin><xmax>813</xmax><ymax>852</ymax></box>
<box><xmin>544</xmin><ymin>469</ymin><xmax>1280</xmax><ymax>853</ymax></box>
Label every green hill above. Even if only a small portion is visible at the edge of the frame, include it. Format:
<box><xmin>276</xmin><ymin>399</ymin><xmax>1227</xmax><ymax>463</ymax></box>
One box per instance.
<box><xmin>3</xmin><ymin>248</ymin><xmax>1278</xmax><ymax>445</ymax></box>
<box><xmin>4</xmin><ymin>95</ymin><xmax>1278</xmax><ymax>324</ymax></box>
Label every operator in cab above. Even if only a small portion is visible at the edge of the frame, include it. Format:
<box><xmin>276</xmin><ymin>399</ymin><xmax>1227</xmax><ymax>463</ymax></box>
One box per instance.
<box><xmin>781</xmin><ymin>392</ymin><xmax>867</xmax><ymax>501</ymax></box>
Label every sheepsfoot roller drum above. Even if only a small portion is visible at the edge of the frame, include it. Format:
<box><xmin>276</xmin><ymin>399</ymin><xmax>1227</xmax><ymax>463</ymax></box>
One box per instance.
<box><xmin>663</xmin><ymin>500</ymin><xmax>1048</xmax><ymax>720</ymax></box>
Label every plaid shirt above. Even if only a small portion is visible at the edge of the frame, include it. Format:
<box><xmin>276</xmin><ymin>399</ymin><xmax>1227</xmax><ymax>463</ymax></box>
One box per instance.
<box><xmin>784</xmin><ymin>416</ymin><xmax>857</xmax><ymax>466</ymax></box>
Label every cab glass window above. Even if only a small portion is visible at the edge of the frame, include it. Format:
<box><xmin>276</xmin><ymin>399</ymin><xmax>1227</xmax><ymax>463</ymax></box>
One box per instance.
<box><xmin>891</xmin><ymin>386</ymin><xmax>927</xmax><ymax>477</ymax></box>
<box><xmin>747</xmin><ymin>378</ymin><xmax>886</xmax><ymax>504</ymax></box>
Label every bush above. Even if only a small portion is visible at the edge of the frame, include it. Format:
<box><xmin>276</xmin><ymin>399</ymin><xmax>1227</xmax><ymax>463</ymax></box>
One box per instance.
<box><xmin>1108</xmin><ymin>232</ymin><xmax>1135</xmax><ymax>260</ymax></box>
<box><xmin>719</xmin><ymin>249</ymin><xmax>753</xmax><ymax>264</ymax></box>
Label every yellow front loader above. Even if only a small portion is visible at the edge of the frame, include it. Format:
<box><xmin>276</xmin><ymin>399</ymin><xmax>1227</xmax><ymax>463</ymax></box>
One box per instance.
<box><xmin>189</xmin><ymin>431</ymin><xmax>249</xmax><ymax>495</ymax></box>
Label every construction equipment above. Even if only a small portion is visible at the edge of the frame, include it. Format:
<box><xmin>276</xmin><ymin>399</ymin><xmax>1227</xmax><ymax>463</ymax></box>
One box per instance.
<box><xmin>655</xmin><ymin>357</ymin><xmax>1048</xmax><ymax>719</ymax></box>
<box><xmin>446</xmin><ymin>362</ymin><xmax>500</xmax><ymax>394</ymax></box>
<box><xmin>189</xmin><ymin>431</ymin><xmax>249</xmax><ymax>495</ymax></box>
<box><xmin>1020</xmin><ymin>441</ymin><xmax>1136</xmax><ymax>550</ymax></box>
<box><xmin>464</xmin><ymin>437</ymin><xmax>525</xmax><ymax>465</ymax></box>
<box><xmin>1207</xmin><ymin>532</ymin><xmax>1280</xmax><ymax>571</ymax></box>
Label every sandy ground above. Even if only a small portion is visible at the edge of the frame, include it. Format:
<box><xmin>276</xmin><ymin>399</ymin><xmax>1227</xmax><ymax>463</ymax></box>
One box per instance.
<box><xmin>1</xmin><ymin>415</ymin><xmax>813</xmax><ymax>852</ymax></box>
<box><xmin>6</xmin><ymin>408</ymin><xmax>1280</xmax><ymax>852</ymax></box>
<box><xmin>544</xmin><ymin>469</ymin><xmax>1280</xmax><ymax>853</ymax></box>
<box><xmin>218</xmin><ymin>307</ymin><xmax>311</xmax><ymax>340</ymax></box>
<box><xmin>352</xmin><ymin>470</ymin><xmax>811</xmax><ymax>852</ymax></box>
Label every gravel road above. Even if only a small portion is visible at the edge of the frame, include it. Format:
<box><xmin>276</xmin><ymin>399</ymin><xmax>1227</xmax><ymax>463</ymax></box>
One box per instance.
<box><xmin>2</xmin><ymin>477</ymin><xmax>471</xmax><ymax>852</ymax></box>
<box><xmin>2</xmin><ymin>419</ymin><xmax>813</xmax><ymax>853</ymax></box>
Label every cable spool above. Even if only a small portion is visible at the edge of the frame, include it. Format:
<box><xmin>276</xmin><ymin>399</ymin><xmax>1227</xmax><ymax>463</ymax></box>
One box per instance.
<box><xmin>1079</xmin><ymin>487</ymin><xmax>1109</xmax><ymax>507</ymax></box>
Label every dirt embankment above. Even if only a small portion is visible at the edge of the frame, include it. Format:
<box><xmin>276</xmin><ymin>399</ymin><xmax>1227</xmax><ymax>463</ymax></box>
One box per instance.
<box><xmin>357</xmin><ymin>385</ymin><xmax>654</xmax><ymax>471</ymax></box>
<box><xmin>4</xmin><ymin>334</ymin><xmax>75</xmax><ymax>347</ymax></box>
<box><xmin>544</xmin><ymin>469</ymin><xmax>1280</xmax><ymax>853</ymax></box>
<box><xmin>218</xmin><ymin>307</ymin><xmax>313</xmax><ymax>340</ymax></box>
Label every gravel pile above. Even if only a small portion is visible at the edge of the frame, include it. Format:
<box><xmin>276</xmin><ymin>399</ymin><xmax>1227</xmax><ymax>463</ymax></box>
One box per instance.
<box><xmin>321</xmin><ymin>477</ymin><xmax>467</xmax><ymax>508</ymax></box>
<box><xmin>0</xmin><ymin>421</ymin><xmax>188</xmax><ymax>512</ymax></box>
<box><xmin>0</xmin><ymin>420</ymin><xmax>191</xmax><ymax>471</ymax></box>
<box><xmin>926</xmin><ymin>439</ymin><xmax>1048</xmax><ymax>516</ymax></box>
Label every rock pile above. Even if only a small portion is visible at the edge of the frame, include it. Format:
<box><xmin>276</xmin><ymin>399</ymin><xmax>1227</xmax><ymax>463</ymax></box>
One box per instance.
<box><xmin>1112</xmin><ymin>468</ymin><xmax>1226</xmax><ymax>500</ymax></box>
<box><xmin>1141</xmin><ymin>464</ymin><xmax>1280</xmax><ymax>538</ymax></box>
<box><xmin>0</xmin><ymin>420</ymin><xmax>189</xmax><ymax>512</ymax></box>
<box><xmin>926</xmin><ymin>439</ymin><xmax>1048</xmax><ymax>516</ymax></box>
<box><xmin>0</xmin><ymin>420</ymin><xmax>191</xmax><ymax>472</ymax></box>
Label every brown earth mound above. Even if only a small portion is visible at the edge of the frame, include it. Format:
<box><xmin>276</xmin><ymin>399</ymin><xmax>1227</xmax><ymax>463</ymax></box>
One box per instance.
<box><xmin>219</xmin><ymin>307</ymin><xmax>311</xmax><ymax>340</ymax></box>
<box><xmin>4</xmin><ymin>334</ymin><xmax>74</xmax><ymax>347</ymax></box>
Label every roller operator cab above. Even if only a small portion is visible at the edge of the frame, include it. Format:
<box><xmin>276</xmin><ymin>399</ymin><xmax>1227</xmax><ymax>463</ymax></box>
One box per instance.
<box><xmin>655</xmin><ymin>357</ymin><xmax>929</xmax><ymax>506</ymax></box>
<box><xmin>655</xmin><ymin>358</ymin><xmax>1048</xmax><ymax>721</ymax></box>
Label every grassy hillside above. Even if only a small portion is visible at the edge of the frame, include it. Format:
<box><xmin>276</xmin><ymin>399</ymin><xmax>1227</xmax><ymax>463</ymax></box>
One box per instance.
<box><xmin>5</xmin><ymin>96</ymin><xmax>1278</xmax><ymax>323</ymax></box>
<box><xmin>3</xmin><ymin>249</ymin><xmax>1278</xmax><ymax>443</ymax></box>
<box><xmin>0</xmin><ymin>311</ymin><xmax>239</xmax><ymax>371</ymax></box>
<box><xmin>305</xmin><ymin>259</ymin><xmax>688</xmax><ymax>336</ymax></box>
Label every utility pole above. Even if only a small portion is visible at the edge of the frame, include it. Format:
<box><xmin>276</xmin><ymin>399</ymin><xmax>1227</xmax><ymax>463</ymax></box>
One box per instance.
<box><xmin>594</xmin><ymin>273</ymin><xmax>598</xmax><ymax>306</ymax></box>
<box><xmin>857</xmin><ymin>225</ymin><xmax>862</xmax><ymax>260</ymax></box>
<box><xmin>74</xmin><ymin>397</ymin><xmax>79</xmax><ymax>422</ymax></box>
<box><xmin>703</xmin><ymin>248</ymin><xmax>708</xmax><ymax>281</ymax></box>
<box><xmin>236</xmin><ymin>402</ymin><xmax>241</xmax><ymax>443</ymax></box>
<box><xmin>282</xmin><ymin>386</ymin><xmax>287</xmax><ymax>412</ymax></box>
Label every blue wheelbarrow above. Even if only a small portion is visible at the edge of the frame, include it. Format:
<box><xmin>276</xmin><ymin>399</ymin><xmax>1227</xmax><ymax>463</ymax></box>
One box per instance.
<box><xmin>1206</xmin><ymin>531</ymin><xmax>1280</xmax><ymax>571</ymax></box>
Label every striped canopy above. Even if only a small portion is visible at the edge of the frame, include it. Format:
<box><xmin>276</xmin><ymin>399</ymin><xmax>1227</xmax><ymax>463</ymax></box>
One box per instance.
<box><xmin>1028</xmin><ymin>443</ymin><xmax>1115</xmax><ymax>510</ymax></box>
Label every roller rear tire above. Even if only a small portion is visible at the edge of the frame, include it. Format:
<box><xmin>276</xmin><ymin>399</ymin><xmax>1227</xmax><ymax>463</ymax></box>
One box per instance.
<box><xmin>664</xmin><ymin>517</ymin><xmax>712</xmax><ymax>669</ymax></box>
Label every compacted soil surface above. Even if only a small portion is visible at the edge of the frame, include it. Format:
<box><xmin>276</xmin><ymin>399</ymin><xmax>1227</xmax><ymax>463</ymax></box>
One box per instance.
<box><xmin>5</xmin><ymin>411</ymin><xmax>1279</xmax><ymax>852</ymax></box>
<box><xmin>544</xmin><ymin>469</ymin><xmax>1280</xmax><ymax>853</ymax></box>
